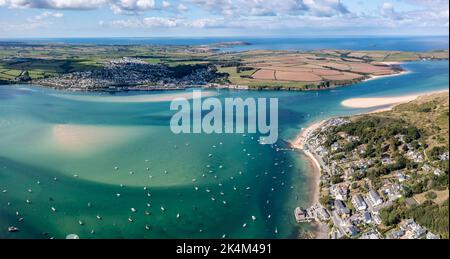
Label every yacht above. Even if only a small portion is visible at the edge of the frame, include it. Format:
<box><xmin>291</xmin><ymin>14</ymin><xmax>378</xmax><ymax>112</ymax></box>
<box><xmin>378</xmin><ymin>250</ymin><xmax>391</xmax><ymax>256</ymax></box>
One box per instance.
<box><xmin>8</xmin><ymin>226</ymin><xmax>19</xmax><ymax>232</ymax></box>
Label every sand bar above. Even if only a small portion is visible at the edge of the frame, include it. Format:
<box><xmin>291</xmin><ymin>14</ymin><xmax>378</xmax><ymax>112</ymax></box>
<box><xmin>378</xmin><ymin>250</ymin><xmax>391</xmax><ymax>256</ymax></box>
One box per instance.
<box><xmin>341</xmin><ymin>90</ymin><xmax>449</xmax><ymax>109</ymax></box>
<box><xmin>52</xmin><ymin>124</ymin><xmax>144</xmax><ymax>153</ymax></box>
<box><xmin>53</xmin><ymin>91</ymin><xmax>218</xmax><ymax>103</ymax></box>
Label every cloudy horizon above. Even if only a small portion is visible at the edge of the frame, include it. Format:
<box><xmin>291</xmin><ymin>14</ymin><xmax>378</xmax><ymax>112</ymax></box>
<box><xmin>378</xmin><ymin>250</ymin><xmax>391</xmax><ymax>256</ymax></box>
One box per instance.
<box><xmin>0</xmin><ymin>0</ymin><xmax>448</xmax><ymax>38</ymax></box>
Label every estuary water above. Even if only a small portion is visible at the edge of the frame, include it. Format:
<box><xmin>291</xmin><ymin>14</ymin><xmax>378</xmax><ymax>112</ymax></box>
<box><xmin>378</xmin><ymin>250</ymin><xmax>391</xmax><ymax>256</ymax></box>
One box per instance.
<box><xmin>0</xmin><ymin>60</ymin><xmax>448</xmax><ymax>239</ymax></box>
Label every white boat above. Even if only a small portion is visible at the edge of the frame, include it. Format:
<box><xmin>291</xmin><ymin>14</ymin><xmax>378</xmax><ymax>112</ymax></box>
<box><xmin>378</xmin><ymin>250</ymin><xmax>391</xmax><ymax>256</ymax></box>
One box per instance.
<box><xmin>128</xmin><ymin>217</ymin><xmax>133</xmax><ymax>222</ymax></box>
<box><xmin>251</xmin><ymin>216</ymin><xmax>256</xmax><ymax>221</ymax></box>
<box><xmin>66</xmin><ymin>234</ymin><xmax>79</xmax><ymax>239</ymax></box>
<box><xmin>161</xmin><ymin>206</ymin><xmax>165</xmax><ymax>212</ymax></box>
<box><xmin>8</xmin><ymin>226</ymin><xmax>19</xmax><ymax>232</ymax></box>
<box><xmin>96</xmin><ymin>215</ymin><xmax>102</xmax><ymax>220</ymax></box>
<box><xmin>145</xmin><ymin>225</ymin><xmax>151</xmax><ymax>230</ymax></box>
<box><xmin>176</xmin><ymin>213</ymin><xmax>180</xmax><ymax>219</ymax></box>
<box><xmin>131</xmin><ymin>208</ymin><xmax>137</xmax><ymax>213</ymax></box>
<box><xmin>51</xmin><ymin>207</ymin><xmax>56</xmax><ymax>212</ymax></box>
<box><xmin>242</xmin><ymin>223</ymin><xmax>247</xmax><ymax>228</ymax></box>
<box><xmin>78</xmin><ymin>220</ymin><xmax>84</xmax><ymax>225</ymax></box>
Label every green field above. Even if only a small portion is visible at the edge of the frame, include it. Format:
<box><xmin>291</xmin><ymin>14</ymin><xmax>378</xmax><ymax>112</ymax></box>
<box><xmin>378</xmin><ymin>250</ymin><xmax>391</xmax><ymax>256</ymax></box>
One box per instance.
<box><xmin>0</xmin><ymin>43</ymin><xmax>448</xmax><ymax>87</ymax></box>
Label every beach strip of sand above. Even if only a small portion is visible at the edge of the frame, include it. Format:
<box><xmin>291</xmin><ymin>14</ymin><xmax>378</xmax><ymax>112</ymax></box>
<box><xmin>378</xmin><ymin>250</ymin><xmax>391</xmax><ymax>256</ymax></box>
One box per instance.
<box><xmin>53</xmin><ymin>91</ymin><xmax>218</xmax><ymax>103</ymax></box>
<box><xmin>341</xmin><ymin>90</ymin><xmax>449</xmax><ymax>109</ymax></box>
<box><xmin>292</xmin><ymin>120</ymin><xmax>329</xmax><ymax>239</ymax></box>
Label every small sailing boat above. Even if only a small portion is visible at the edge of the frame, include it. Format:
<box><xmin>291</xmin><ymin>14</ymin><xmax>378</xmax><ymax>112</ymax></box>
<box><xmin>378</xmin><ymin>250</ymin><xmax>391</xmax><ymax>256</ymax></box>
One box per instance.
<box><xmin>8</xmin><ymin>226</ymin><xmax>19</xmax><ymax>232</ymax></box>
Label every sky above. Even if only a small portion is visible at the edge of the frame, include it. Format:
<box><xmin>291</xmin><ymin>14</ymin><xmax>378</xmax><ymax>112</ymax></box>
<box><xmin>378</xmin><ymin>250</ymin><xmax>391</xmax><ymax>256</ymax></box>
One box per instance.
<box><xmin>0</xmin><ymin>0</ymin><xmax>448</xmax><ymax>38</ymax></box>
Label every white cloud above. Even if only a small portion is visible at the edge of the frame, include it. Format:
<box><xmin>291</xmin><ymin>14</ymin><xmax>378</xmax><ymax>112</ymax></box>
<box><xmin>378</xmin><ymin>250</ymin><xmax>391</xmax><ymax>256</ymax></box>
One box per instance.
<box><xmin>34</xmin><ymin>11</ymin><xmax>64</xmax><ymax>20</ymax></box>
<box><xmin>187</xmin><ymin>0</ymin><xmax>349</xmax><ymax>17</ymax></box>
<box><xmin>102</xmin><ymin>16</ymin><xmax>181</xmax><ymax>28</ymax></box>
<box><xmin>381</xmin><ymin>2</ymin><xmax>403</xmax><ymax>20</ymax></box>
<box><xmin>5</xmin><ymin>0</ymin><xmax>108</xmax><ymax>10</ymax></box>
<box><xmin>177</xmin><ymin>3</ymin><xmax>188</xmax><ymax>12</ymax></box>
<box><xmin>0</xmin><ymin>0</ymin><xmax>157</xmax><ymax>12</ymax></box>
<box><xmin>110</xmin><ymin>0</ymin><xmax>155</xmax><ymax>14</ymax></box>
<box><xmin>162</xmin><ymin>0</ymin><xmax>171</xmax><ymax>8</ymax></box>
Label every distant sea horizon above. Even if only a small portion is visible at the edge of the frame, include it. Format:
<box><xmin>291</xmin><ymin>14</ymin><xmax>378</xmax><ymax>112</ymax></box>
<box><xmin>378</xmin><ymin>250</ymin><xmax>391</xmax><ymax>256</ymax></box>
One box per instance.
<box><xmin>0</xmin><ymin>36</ymin><xmax>448</xmax><ymax>52</ymax></box>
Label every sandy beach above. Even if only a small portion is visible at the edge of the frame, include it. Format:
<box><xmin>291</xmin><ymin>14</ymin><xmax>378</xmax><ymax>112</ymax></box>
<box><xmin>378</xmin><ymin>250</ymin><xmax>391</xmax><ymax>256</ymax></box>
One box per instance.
<box><xmin>341</xmin><ymin>90</ymin><xmax>449</xmax><ymax>109</ymax></box>
<box><xmin>292</xmin><ymin>120</ymin><xmax>329</xmax><ymax>239</ymax></box>
<box><xmin>53</xmin><ymin>91</ymin><xmax>218</xmax><ymax>103</ymax></box>
<box><xmin>364</xmin><ymin>70</ymin><xmax>410</xmax><ymax>82</ymax></box>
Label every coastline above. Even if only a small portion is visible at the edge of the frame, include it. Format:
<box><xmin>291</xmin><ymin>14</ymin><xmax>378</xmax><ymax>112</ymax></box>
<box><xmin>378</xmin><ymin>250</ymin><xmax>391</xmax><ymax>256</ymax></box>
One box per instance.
<box><xmin>2</xmin><ymin>62</ymin><xmax>411</xmax><ymax>93</ymax></box>
<box><xmin>291</xmin><ymin>89</ymin><xmax>449</xmax><ymax>239</ymax></box>
<box><xmin>291</xmin><ymin>120</ymin><xmax>329</xmax><ymax>239</ymax></box>
<box><xmin>342</xmin><ymin>89</ymin><xmax>449</xmax><ymax>109</ymax></box>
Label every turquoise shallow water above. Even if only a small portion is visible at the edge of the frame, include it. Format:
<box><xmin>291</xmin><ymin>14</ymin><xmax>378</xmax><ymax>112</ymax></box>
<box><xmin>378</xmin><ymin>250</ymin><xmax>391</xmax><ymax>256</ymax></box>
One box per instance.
<box><xmin>0</xmin><ymin>61</ymin><xmax>448</xmax><ymax>239</ymax></box>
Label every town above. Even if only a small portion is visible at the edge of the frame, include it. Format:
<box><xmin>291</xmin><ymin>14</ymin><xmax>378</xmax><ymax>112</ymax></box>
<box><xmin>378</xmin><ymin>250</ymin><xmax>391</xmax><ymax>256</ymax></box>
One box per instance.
<box><xmin>33</xmin><ymin>57</ymin><xmax>224</xmax><ymax>91</ymax></box>
<box><xmin>295</xmin><ymin>93</ymin><xmax>449</xmax><ymax>239</ymax></box>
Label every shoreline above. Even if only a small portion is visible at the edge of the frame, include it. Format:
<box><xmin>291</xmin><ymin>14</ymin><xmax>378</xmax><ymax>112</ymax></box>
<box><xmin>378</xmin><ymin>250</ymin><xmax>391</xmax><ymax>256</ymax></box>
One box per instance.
<box><xmin>291</xmin><ymin>120</ymin><xmax>329</xmax><ymax>239</ymax></box>
<box><xmin>341</xmin><ymin>89</ymin><xmax>449</xmax><ymax>109</ymax></box>
<box><xmin>1</xmin><ymin>63</ymin><xmax>411</xmax><ymax>93</ymax></box>
<box><xmin>291</xmin><ymin>89</ymin><xmax>449</xmax><ymax>239</ymax></box>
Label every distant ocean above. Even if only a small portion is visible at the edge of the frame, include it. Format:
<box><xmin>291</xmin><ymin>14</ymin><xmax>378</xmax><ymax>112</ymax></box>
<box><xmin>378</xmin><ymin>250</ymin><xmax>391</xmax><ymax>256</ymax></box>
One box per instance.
<box><xmin>1</xmin><ymin>36</ymin><xmax>448</xmax><ymax>52</ymax></box>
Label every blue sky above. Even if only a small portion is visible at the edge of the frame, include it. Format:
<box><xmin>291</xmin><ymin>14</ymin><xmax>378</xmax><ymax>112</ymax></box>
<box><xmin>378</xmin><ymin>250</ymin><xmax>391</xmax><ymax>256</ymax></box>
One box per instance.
<box><xmin>0</xmin><ymin>0</ymin><xmax>448</xmax><ymax>38</ymax></box>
